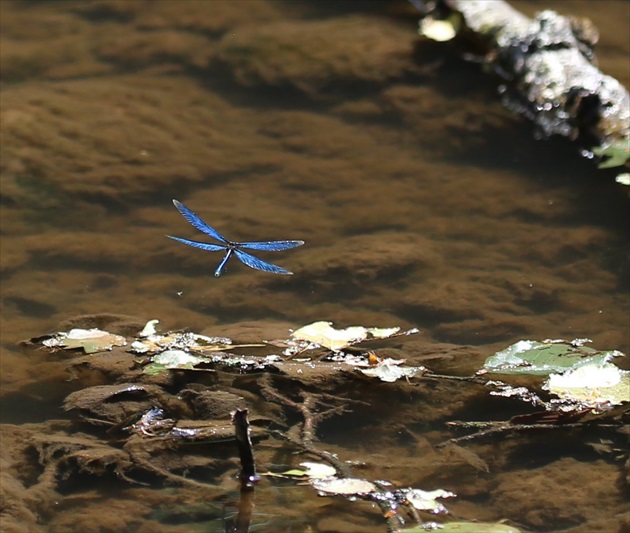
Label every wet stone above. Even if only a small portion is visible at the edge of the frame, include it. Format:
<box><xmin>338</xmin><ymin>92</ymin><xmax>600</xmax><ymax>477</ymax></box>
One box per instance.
<box><xmin>63</xmin><ymin>383</ymin><xmax>161</xmax><ymax>425</ymax></box>
<box><xmin>178</xmin><ymin>388</ymin><xmax>246</xmax><ymax>419</ymax></box>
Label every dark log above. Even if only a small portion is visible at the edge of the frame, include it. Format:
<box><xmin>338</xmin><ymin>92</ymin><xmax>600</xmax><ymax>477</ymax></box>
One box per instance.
<box><xmin>416</xmin><ymin>0</ymin><xmax>629</xmax><ymax>170</ymax></box>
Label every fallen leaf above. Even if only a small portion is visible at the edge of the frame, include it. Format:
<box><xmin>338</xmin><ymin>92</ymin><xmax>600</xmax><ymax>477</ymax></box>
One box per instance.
<box><xmin>402</xmin><ymin>488</ymin><xmax>455</xmax><ymax>514</ymax></box>
<box><xmin>311</xmin><ymin>477</ymin><xmax>377</xmax><ymax>495</ymax></box>
<box><xmin>142</xmin><ymin>350</ymin><xmax>214</xmax><ymax>375</ymax></box>
<box><xmin>481</xmin><ymin>339</ymin><xmax>621</xmax><ymax>376</ymax></box>
<box><xmin>545</xmin><ymin>363</ymin><xmax>630</xmax><ymax>407</ymax></box>
<box><xmin>359</xmin><ymin>358</ymin><xmax>425</xmax><ymax>382</ymax></box>
<box><xmin>419</xmin><ymin>15</ymin><xmax>459</xmax><ymax>42</ymax></box>
<box><xmin>43</xmin><ymin>328</ymin><xmax>126</xmax><ymax>354</ymax></box>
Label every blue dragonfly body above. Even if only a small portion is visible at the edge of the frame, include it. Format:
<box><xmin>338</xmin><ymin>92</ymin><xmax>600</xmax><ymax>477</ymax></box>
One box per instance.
<box><xmin>167</xmin><ymin>199</ymin><xmax>304</xmax><ymax>277</ymax></box>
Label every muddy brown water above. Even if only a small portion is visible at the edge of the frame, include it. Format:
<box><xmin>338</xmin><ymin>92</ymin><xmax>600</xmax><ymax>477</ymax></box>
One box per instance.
<box><xmin>1</xmin><ymin>1</ymin><xmax>628</xmax><ymax>532</ymax></box>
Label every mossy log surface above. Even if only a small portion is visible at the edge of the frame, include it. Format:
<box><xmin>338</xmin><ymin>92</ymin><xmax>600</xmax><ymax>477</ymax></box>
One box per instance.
<box><xmin>433</xmin><ymin>0</ymin><xmax>629</xmax><ymax>165</ymax></box>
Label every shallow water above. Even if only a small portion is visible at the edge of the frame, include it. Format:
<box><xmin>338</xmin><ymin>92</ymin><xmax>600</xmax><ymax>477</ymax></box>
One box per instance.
<box><xmin>1</xmin><ymin>1</ymin><xmax>628</xmax><ymax>532</ymax></box>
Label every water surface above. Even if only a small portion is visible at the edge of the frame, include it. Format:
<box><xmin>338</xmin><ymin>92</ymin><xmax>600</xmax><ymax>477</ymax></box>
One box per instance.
<box><xmin>1</xmin><ymin>1</ymin><xmax>628</xmax><ymax>532</ymax></box>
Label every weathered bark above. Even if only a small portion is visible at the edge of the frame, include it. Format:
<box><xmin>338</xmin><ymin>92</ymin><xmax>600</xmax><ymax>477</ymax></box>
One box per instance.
<box><xmin>417</xmin><ymin>0</ymin><xmax>629</xmax><ymax>169</ymax></box>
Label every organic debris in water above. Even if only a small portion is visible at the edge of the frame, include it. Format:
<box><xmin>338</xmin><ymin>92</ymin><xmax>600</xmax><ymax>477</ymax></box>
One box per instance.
<box><xmin>418</xmin><ymin>13</ymin><xmax>460</xmax><ymax>42</ymax></box>
<box><xmin>480</xmin><ymin>338</ymin><xmax>622</xmax><ymax>376</ymax></box>
<box><xmin>401</xmin><ymin>488</ymin><xmax>456</xmax><ymax>513</ymax></box>
<box><xmin>544</xmin><ymin>363</ymin><xmax>630</xmax><ymax>408</ymax></box>
<box><xmin>142</xmin><ymin>349</ymin><xmax>215</xmax><ymax>375</ymax></box>
<box><xmin>130</xmin><ymin>319</ymin><xmax>422</xmax><ymax>378</ymax></box>
<box><xmin>269</xmin><ymin>461</ymin><xmax>461</xmax><ymax>517</ymax></box>
<box><xmin>480</xmin><ymin>338</ymin><xmax>629</xmax><ymax>414</ymax></box>
<box><xmin>24</xmin><ymin>319</ymin><xmax>624</xmax><ymax>532</ymax></box>
<box><xmin>264</xmin><ymin>461</ymin><xmax>338</xmax><ymax>480</ymax></box>
<box><xmin>131</xmin><ymin>320</ymin><xmax>263</xmax><ymax>355</ymax></box>
<box><xmin>279</xmin><ymin>320</ymin><xmax>419</xmax><ymax>355</ymax></box>
<box><xmin>311</xmin><ymin>477</ymin><xmax>378</xmax><ymax>496</ymax></box>
<box><xmin>42</xmin><ymin>328</ymin><xmax>126</xmax><ymax>354</ymax></box>
<box><xmin>358</xmin><ymin>357</ymin><xmax>426</xmax><ymax>383</ymax></box>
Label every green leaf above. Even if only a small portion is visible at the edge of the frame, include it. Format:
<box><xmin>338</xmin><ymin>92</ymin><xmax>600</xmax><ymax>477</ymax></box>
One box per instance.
<box><xmin>615</xmin><ymin>173</ymin><xmax>630</xmax><ymax>186</ymax></box>
<box><xmin>142</xmin><ymin>349</ymin><xmax>213</xmax><ymax>375</ymax></box>
<box><xmin>481</xmin><ymin>340</ymin><xmax>621</xmax><ymax>376</ymax></box>
<box><xmin>268</xmin><ymin>462</ymin><xmax>337</xmax><ymax>479</ymax></box>
<box><xmin>299</xmin><ymin>462</ymin><xmax>336</xmax><ymax>479</ymax></box>
<box><xmin>592</xmin><ymin>143</ymin><xmax>629</xmax><ymax>169</ymax></box>
<box><xmin>279</xmin><ymin>469</ymin><xmax>308</xmax><ymax>477</ymax></box>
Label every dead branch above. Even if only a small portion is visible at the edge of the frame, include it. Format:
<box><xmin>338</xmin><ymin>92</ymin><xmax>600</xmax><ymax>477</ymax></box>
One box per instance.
<box><xmin>416</xmin><ymin>0</ymin><xmax>629</xmax><ymax>168</ymax></box>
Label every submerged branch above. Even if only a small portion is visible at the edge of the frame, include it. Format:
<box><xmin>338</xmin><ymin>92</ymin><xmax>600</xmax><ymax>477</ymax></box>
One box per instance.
<box><xmin>260</xmin><ymin>374</ymin><xmax>352</xmax><ymax>476</ymax></box>
<box><xmin>437</xmin><ymin>420</ymin><xmax>624</xmax><ymax>447</ymax></box>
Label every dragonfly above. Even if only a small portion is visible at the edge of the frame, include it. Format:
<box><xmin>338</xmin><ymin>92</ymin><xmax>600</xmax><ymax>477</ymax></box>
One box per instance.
<box><xmin>167</xmin><ymin>199</ymin><xmax>304</xmax><ymax>277</ymax></box>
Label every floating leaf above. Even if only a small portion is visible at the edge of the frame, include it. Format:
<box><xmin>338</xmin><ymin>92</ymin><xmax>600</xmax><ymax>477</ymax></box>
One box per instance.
<box><xmin>292</xmin><ymin>322</ymin><xmax>372</xmax><ymax>351</ymax></box>
<box><xmin>131</xmin><ymin>340</ymin><xmax>150</xmax><ymax>354</ymax></box>
<box><xmin>615</xmin><ymin>173</ymin><xmax>630</xmax><ymax>186</ymax></box>
<box><xmin>419</xmin><ymin>14</ymin><xmax>460</xmax><ymax>42</ymax></box>
<box><xmin>545</xmin><ymin>363</ymin><xmax>630</xmax><ymax>407</ymax></box>
<box><xmin>359</xmin><ymin>358</ymin><xmax>425</xmax><ymax>382</ymax></box>
<box><xmin>299</xmin><ymin>462</ymin><xmax>337</xmax><ymax>479</ymax></box>
<box><xmin>131</xmin><ymin>329</ymin><xmax>263</xmax><ymax>356</ymax></box>
<box><xmin>311</xmin><ymin>477</ymin><xmax>377</xmax><ymax>495</ymax></box>
<box><xmin>268</xmin><ymin>462</ymin><xmax>337</xmax><ymax>480</ymax></box>
<box><xmin>367</xmin><ymin>327</ymin><xmax>402</xmax><ymax>339</ymax></box>
<box><xmin>142</xmin><ymin>349</ymin><xmax>213</xmax><ymax>375</ymax></box>
<box><xmin>139</xmin><ymin>319</ymin><xmax>160</xmax><ymax>337</ymax></box>
<box><xmin>402</xmin><ymin>488</ymin><xmax>455</xmax><ymax>514</ymax></box>
<box><xmin>481</xmin><ymin>339</ymin><xmax>621</xmax><ymax>376</ymax></box>
<box><xmin>289</xmin><ymin>321</ymin><xmax>415</xmax><ymax>353</ymax></box>
<box><xmin>43</xmin><ymin>328</ymin><xmax>126</xmax><ymax>354</ymax></box>
<box><xmin>267</xmin><ymin>468</ymin><xmax>309</xmax><ymax>478</ymax></box>
<box><xmin>592</xmin><ymin>142</ymin><xmax>629</xmax><ymax>169</ymax></box>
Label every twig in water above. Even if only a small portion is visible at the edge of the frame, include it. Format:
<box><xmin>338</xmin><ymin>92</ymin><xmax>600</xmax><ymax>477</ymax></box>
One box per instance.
<box><xmin>232</xmin><ymin>408</ymin><xmax>259</xmax><ymax>488</ymax></box>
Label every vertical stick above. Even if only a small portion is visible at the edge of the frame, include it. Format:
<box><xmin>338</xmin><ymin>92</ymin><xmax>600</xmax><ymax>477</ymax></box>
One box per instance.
<box><xmin>232</xmin><ymin>408</ymin><xmax>259</xmax><ymax>489</ymax></box>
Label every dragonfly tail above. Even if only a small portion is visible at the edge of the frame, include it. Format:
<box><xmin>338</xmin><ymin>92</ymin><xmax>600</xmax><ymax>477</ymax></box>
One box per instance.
<box><xmin>214</xmin><ymin>249</ymin><xmax>233</xmax><ymax>277</ymax></box>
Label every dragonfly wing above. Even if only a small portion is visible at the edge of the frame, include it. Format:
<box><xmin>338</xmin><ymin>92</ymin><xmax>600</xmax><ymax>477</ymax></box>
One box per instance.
<box><xmin>234</xmin><ymin>249</ymin><xmax>293</xmax><ymax>275</ymax></box>
<box><xmin>237</xmin><ymin>240</ymin><xmax>304</xmax><ymax>251</ymax></box>
<box><xmin>172</xmin><ymin>200</ymin><xmax>229</xmax><ymax>243</ymax></box>
<box><xmin>166</xmin><ymin>235</ymin><xmax>226</xmax><ymax>252</ymax></box>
